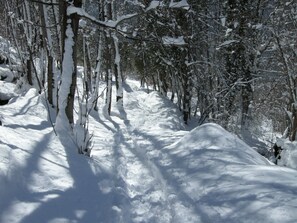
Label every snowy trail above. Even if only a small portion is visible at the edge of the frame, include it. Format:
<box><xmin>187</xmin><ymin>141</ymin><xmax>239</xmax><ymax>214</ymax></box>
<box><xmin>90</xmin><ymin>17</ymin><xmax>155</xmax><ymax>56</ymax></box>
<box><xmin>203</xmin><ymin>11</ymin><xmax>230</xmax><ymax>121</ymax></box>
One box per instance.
<box><xmin>2</xmin><ymin>79</ymin><xmax>297</xmax><ymax>223</ymax></box>
<box><xmin>98</xmin><ymin>81</ymin><xmax>203</xmax><ymax>223</ymax></box>
<box><xmin>108</xmin><ymin>116</ymin><xmax>174</xmax><ymax>223</ymax></box>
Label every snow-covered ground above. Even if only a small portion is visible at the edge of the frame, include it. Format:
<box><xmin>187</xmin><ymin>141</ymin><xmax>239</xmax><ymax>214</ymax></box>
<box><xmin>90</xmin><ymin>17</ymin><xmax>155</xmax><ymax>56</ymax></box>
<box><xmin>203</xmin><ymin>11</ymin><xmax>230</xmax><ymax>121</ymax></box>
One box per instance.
<box><xmin>0</xmin><ymin>65</ymin><xmax>17</xmax><ymax>103</ymax></box>
<box><xmin>1</xmin><ymin>78</ymin><xmax>297</xmax><ymax>223</ymax></box>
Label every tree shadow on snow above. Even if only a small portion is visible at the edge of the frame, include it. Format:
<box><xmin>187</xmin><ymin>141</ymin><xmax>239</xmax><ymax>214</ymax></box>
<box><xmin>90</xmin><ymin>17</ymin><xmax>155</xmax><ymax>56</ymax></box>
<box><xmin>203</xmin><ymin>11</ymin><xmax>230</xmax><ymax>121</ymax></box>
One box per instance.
<box><xmin>23</xmin><ymin>133</ymin><xmax>117</xmax><ymax>223</ymax></box>
<box><xmin>105</xmin><ymin>104</ymin><xmax>214</xmax><ymax>222</ymax></box>
<box><xmin>0</xmin><ymin>128</ymin><xmax>117</xmax><ymax>223</ymax></box>
<box><xmin>4</xmin><ymin>120</ymin><xmax>49</xmax><ymax>130</ymax></box>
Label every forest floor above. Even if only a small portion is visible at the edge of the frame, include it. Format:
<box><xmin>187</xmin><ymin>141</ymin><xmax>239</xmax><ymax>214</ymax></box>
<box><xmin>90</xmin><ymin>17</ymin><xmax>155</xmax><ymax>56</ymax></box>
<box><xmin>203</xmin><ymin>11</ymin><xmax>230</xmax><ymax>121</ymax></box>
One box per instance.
<box><xmin>1</xmin><ymin>75</ymin><xmax>297</xmax><ymax>223</ymax></box>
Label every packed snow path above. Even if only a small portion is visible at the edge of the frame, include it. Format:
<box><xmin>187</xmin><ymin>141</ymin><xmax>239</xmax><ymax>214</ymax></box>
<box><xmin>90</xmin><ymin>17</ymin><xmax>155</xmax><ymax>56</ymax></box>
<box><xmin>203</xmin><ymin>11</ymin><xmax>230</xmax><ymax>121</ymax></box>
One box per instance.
<box><xmin>1</xmin><ymin>79</ymin><xmax>297</xmax><ymax>223</ymax></box>
<box><xmin>89</xmin><ymin>80</ymin><xmax>199</xmax><ymax>222</ymax></box>
<box><xmin>102</xmin><ymin>85</ymin><xmax>200</xmax><ymax>223</ymax></box>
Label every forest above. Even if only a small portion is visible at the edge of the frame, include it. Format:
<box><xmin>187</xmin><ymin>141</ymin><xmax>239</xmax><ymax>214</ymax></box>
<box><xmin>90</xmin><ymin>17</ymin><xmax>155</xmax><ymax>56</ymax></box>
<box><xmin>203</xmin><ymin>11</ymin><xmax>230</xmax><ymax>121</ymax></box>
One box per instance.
<box><xmin>0</xmin><ymin>0</ymin><xmax>296</xmax><ymax>153</ymax></box>
<box><xmin>2</xmin><ymin>1</ymin><xmax>297</xmax><ymax>222</ymax></box>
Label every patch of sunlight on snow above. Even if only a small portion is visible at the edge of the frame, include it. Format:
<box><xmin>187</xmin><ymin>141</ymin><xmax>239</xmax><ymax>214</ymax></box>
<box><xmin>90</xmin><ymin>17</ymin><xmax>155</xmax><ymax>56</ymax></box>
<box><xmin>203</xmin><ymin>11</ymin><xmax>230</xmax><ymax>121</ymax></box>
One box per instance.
<box><xmin>1</xmin><ymin>201</ymin><xmax>40</xmax><ymax>223</ymax></box>
<box><xmin>171</xmin><ymin>202</ymin><xmax>202</xmax><ymax>223</ymax></box>
<box><xmin>74</xmin><ymin>209</ymin><xmax>87</xmax><ymax>219</ymax></box>
<box><xmin>48</xmin><ymin>218</ymin><xmax>74</xmax><ymax>223</ymax></box>
<box><xmin>39</xmin><ymin>193</ymin><xmax>60</xmax><ymax>202</ymax></box>
<box><xmin>98</xmin><ymin>179</ymin><xmax>113</xmax><ymax>194</ymax></box>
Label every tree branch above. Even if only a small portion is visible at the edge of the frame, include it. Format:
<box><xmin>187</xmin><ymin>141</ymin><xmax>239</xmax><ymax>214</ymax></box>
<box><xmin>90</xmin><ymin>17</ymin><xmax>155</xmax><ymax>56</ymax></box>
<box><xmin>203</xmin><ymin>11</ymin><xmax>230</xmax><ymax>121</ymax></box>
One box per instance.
<box><xmin>28</xmin><ymin>0</ymin><xmax>59</xmax><ymax>6</ymax></box>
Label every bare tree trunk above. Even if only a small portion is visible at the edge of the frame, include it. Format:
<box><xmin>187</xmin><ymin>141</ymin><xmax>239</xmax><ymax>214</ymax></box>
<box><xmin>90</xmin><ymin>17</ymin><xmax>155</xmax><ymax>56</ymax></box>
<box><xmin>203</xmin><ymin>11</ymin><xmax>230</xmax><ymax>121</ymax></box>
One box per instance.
<box><xmin>112</xmin><ymin>33</ymin><xmax>123</xmax><ymax>104</ymax></box>
<box><xmin>26</xmin><ymin>58</ymin><xmax>33</xmax><ymax>85</ymax></box>
<box><xmin>103</xmin><ymin>0</ymin><xmax>113</xmax><ymax>115</ymax></box>
<box><xmin>92</xmin><ymin>35</ymin><xmax>103</xmax><ymax>111</ymax></box>
<box><xmin>105</xmin><ymin>68</ymin><xmax>112</xmax><ymax>115</ymax></box>
<box><xmin>39</xmin><ymin>2</ymin><xmax>54</xmax><ymax>105</ymax></box>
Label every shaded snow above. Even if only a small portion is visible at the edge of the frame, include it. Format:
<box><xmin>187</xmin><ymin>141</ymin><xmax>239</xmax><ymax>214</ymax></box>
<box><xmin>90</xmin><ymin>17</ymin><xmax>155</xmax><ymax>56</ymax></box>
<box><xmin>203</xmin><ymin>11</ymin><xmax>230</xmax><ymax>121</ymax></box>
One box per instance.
<box><xmin>1</xmin><ymin>79</ymin><xmax>297</xmax><ymax>223</ymax></box>
<box><xmin>0</xmin><ymin>66</ymin><xmax>15</xmax><ymax>82</ymax></box>
<box><xmin>277</xmin><ymin>138</ymin><xmax>297</xmax><ymax>169</ymax></box>
<box><xmin>0</xmin><ymin>80</ymin><xmax>16</xmax><ymax>101</ymax></box>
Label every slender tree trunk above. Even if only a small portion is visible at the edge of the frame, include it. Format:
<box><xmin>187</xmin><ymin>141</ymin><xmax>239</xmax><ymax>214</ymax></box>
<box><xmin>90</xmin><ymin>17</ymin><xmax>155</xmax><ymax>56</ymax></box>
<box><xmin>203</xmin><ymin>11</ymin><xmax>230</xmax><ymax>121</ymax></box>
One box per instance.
<box><xmin>291</xmin><ymin>108</ymin><xmax>297</xmax><ymax>141</ymax></box>
<box><xmin>39</xmin><ymin>2</ymin><xmax>54</xmax><ymax>105</ymax></box>
<box><xmin>112</xmin><ymin>33</ymin><xmax>123</xmax><ymax>104</ymax></box>
<box><xmin>92</xmin><ymin>35</ymin><xmax>103</xmax><ymax>111</ymax></box>
<box><xmin>26</xmin><ymin>58</ymin><xmax>33</xmax><ymax>85</ymax></box>
<box><xmin>83</xmin><ymin>35</ymin><xmax>92</xmax><ymax>95</ymax></box>
<box><xmin>105</xmin><ymin>68</ymin><xmax>112</xmax><ymax>115</ymax></box>
<box><xmin>104</xmin><ymin>31</ymin><xmax>113</xmax><ymax>115</ymax></box>
<box><xmin>103</xmin><ymin>0</ymin><xmax>113</xmax><ymax>115</ymax></box>
<box><xmin>182</xmin><ymin>60</ymin><xmax>191</xmax><ymax>124</ymax></box>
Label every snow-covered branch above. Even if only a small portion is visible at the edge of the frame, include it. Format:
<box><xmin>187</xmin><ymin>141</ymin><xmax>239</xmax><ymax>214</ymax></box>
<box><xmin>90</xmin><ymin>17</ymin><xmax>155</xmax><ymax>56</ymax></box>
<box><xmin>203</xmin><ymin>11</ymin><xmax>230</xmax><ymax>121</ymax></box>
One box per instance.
<box><xmin>162</xmin><ymin>36</ymin><xmax>186</xmax><ymax>46</ymax></box>
<box><xmin>169</xmin><ymin>0</ymin><xmax>190</xmax><ymax>10</ymax></box>
<box><xmin>67</xmin><ymin>5</ymin><xmax>138</xmax><ymax>29</ymax></box>
<box><xmin>28</xmin><ymin>0</ymin><xmax>59</xmax><ymax>6</ymax></box>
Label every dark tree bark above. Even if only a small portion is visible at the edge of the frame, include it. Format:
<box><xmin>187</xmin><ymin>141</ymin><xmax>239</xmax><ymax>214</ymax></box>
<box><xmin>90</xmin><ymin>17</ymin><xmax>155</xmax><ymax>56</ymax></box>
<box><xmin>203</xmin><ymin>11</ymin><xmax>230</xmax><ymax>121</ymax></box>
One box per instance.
<box><xmin>223</xmin><ymin>0</ymin><xmax>254</xmax><ymax>129</ymax></box>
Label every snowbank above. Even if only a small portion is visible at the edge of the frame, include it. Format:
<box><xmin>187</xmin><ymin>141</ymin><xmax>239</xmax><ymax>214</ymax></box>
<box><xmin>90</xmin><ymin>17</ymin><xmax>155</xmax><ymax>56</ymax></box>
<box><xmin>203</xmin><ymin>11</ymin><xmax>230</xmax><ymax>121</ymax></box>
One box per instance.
<box><xmin>0</xmin><ymin>66</ymin><xmax>15</xmax><ymax>82</ymax></box>
<box><xmin>0</xmin><ymin>80</ymin><xmax>16</xmax><ymax>102</ymax></box>
<box><xmin>159</xmin><ymin>123</ymin><xmax>297</xmax><ymax>223</ymax></box>
<box><xmin>276</xmin><ymin>138</ymin><xmax>297</xmax><ymax>169</ymax></box>
<box><xmin>167</xmin><ymin>123</ymin><xmax>270</xmax><ymax>166</ymax></box>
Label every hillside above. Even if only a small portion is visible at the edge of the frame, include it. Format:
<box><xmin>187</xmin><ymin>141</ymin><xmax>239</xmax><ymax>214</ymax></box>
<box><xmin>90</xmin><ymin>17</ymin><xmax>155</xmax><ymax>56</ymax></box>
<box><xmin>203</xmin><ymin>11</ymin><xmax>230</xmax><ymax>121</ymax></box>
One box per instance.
<box><xmin>1</xmin><ymin>79</ymin><xmax>297</xmax><ymax>223</ymax></box>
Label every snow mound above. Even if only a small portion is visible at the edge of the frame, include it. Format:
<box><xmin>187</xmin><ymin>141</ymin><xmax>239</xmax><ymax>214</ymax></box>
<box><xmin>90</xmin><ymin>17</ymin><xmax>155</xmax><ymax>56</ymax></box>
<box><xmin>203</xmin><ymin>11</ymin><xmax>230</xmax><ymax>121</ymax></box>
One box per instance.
<box><xmin>167</xmin><ymin>123</ymin><xmax>270</xmax><ymax>166</ymax></box>
<box><xmin>276</xmin><ymin>138</ymin><xmax>297</xmax><ymax>169</ymax></box>
<box><xmin>0</xmin><ymin>66</ymin><xmax>15</xmax><ymax>82</ymax></box>
<box><xmin>0</xmin><ymin>80</ymin><xmax>16</xmax><ymax>102</ymax></box>
<box><xmin>158</xmin><ymin>123</ymin><xmax>297</xmax><ymax>223</ymax></box>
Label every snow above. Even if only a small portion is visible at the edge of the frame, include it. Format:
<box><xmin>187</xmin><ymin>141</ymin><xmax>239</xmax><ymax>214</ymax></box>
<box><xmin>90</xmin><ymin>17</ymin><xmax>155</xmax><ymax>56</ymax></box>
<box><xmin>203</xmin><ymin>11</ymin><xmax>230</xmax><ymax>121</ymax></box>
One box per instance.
<box><xmin>0</xmin><ymin>65</ymin><xmax>15</xmax><ymax>83</ymax></box>
<box><xmin>1</xmin><ymin>78</ymin><xmax>297</xmax><ymax>222</ymax></box>
<box><xmin>276</xmin><ymin>138</ymin><xmax>297</xmax><ymax>169</ymax></box>
<box><xmin>56</xmin><ymin>20</ymin><xmax>75</xmax><ymax>132</ymax></box>
<box><xmin>67</xmin><ymin>5</ymin><xmax>137</xmax><ymax>29</ymax></box>
<box><xmin>162</xmin><ymin>36</ymin><xmax>186</xmax><ymax>46</ymax></box>
<box><xmin>0</xmin><ymin>64</ymin><xmax>17</xmax><ymax>102</ymax></box>
<box><xmin>146</xmin><ymin>1</ymin><xmax>164</xmax><ymax>11</ymax></box>
<box><xmin>0</xmin><ymin>80</ymin><xmax>16</xmax><ymax>101</ymax></box>
<box><xmin>169</xmin><ymin>0</ymin><xmax>190</xmax><ymax>10</ymax></box>
<box><xmin>217</xmin><ymin>40</ymin><xmax>239</xmax><ymax>49</ymax></box>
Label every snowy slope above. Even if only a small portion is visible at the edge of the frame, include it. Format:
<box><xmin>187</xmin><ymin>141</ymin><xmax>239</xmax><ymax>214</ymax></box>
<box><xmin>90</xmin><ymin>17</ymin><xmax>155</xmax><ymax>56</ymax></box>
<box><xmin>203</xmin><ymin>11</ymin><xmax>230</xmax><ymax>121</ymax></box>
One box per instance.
<box><xmin>1</xmin><ymin>79</ymin><xmax>297</xmax><ymax>223</ymax></box>
<box><xmin>158</xmin><ymin>124</ymin><xmax>297</xmax><ymax>222</ymax></box>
